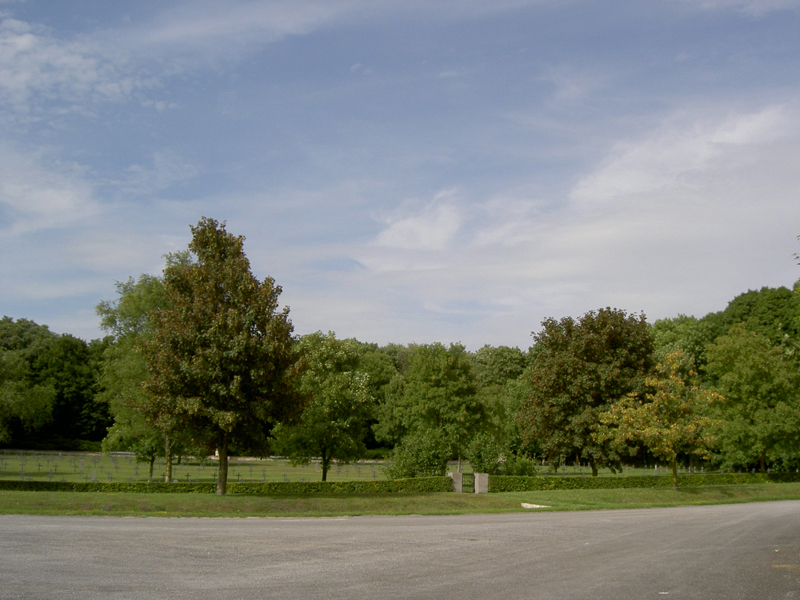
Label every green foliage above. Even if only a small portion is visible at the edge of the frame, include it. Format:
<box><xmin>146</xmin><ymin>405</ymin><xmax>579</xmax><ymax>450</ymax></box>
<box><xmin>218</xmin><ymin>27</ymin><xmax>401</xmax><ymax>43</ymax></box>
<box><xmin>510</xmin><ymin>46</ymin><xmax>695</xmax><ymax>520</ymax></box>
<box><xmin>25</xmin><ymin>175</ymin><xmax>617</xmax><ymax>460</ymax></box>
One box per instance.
<box><xmin>139</xmin><ymin>218</ymin><xmax>299</xmax><ymax>494</ymax></box>
<box><xmin>463</xmin><ymin>432</ymin><xmax>538</xmax><ymax>476</ymax></box>
<box><xmin>471</xmin><ymin>345</ymin><xmax>527</xmax><ymax>389</ymax></box>
<box><xmin>488</xmin><ymin>471</ymin><xmax>800</xmax><ymax>492</ymax></box>
<box><xmin>271</xmin><ymin>331</ymin><xmax>373</xmax><ymax>481</ymax></box>
<box><xmin>706</xmin><ymin>324</ymin><xmax>800</xmax><ymax>471</ymax></box>
<box><xmin>597</xmin><ymin>352</ymin><xmax>720</xmax><ymax>489</ymax></box>
<box><xmin>521</xmin><ymin>307</ymin><xmax>655</xmax><ymax>475</ymax></box>
<box><xmin>96</xmin><ymin>273</ymin><xmax>171</xmax><ymax>475</ymax></box>
<box><xmin>384</xmin><ymin>430</ymin><xmax>451</xmax><ymax>479</ymax></box>
<box><xmin>375</xmin><ymin>342</ymin><xmax>484</xmax><ymax>463</ymax></box>
<box><xmin>0</xmin><ymin>349</ymin><xmax>55</xmax><ymax>443</ymax></box>
<box><xmin>702</xmin><ymin>286</ymin><xmax>800</xmax><ymax>352</ymax></box>
<box><xmin>651</xmin><ymin>315</ymin><xmax>716</xmax><ymax>372</ymax></box>
<box><xmin>0</xmin><ymin>477</ymin><xmax>452</xmax><ymax>494</ymax></box>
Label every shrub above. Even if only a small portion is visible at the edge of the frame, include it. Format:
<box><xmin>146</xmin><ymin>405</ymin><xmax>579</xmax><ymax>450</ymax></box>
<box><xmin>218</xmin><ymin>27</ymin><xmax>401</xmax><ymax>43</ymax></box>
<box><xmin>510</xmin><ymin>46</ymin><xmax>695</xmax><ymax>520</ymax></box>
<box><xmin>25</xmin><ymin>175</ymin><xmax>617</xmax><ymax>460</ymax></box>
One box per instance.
<box><xmin>384</xmin><ymin>431</ymin><xmax>450</xmax><ymax>479</ymax></box>
<box><xmin>0</xmin><ymin>477</ymin><xmax>453</xmax><ymax>494</ymax></box>
<box><xmin>488</xmin><ymin>471</ymin><xmax>800</xmax><ymax>492</ymax></box>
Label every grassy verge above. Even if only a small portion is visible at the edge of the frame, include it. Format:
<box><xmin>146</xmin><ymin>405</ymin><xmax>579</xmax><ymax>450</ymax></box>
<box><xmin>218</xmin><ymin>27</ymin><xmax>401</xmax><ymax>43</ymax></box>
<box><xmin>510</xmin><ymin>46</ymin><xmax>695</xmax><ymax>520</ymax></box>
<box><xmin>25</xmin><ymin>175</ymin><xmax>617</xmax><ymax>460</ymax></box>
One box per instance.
<box><xmin>1</xmin><ymin>483</ymin><xmax>799</xmax><ymax>517</ymax></box>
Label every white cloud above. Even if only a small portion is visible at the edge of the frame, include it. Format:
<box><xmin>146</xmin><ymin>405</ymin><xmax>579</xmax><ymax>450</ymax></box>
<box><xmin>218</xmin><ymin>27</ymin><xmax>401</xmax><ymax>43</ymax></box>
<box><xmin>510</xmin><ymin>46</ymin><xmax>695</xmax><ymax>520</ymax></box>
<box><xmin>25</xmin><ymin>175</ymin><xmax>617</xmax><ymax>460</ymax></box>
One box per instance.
<box><xmin>0</xmin><ymin>18</ymin><xmax>143</xmax><ymax>114</ymax></box>
<box><xmin>0</xmin><ymin>144</ymin><xmax>99</xmax><ymax>234</ymax></box>
<box><xmin>570</xmin><ymin>106</ymin><xmax>791</xmax><ymax>207</ymax></box>
<box><xmin>373</xmin><ymin>191</ymin><xmax>463</xmax><ymax>252</ymax></box>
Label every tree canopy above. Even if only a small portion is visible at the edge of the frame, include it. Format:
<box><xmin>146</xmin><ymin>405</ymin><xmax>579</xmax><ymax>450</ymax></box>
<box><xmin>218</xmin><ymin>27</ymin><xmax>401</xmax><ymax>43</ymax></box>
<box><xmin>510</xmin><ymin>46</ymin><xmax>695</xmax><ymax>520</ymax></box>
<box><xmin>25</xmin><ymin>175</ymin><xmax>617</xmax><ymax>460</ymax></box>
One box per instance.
<box><xmin>139</xmin><ymin>217</ymin><xmax>299</xmax><ymax>494</ymax></box>
<box><xmin>520</xmin><ymin>308</ymin><xmax>655</xmax><ymax>475</ymax></box>
<box><xmin>272</xmin><ymin>331</ymin><xmax>373</xmax><ymax>481</ymax></box>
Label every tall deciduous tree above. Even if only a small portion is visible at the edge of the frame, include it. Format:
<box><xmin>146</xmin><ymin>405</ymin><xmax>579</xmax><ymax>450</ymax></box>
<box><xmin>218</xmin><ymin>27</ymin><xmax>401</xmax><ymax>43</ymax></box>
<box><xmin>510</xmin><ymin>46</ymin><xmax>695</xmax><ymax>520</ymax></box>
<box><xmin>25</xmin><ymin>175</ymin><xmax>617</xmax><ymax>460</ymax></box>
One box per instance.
<box><xmin>0</xmin><ymin>317</ymin><xmax>56</xmax><ymax>444</ymax></box>
<box><xmin>520</xmin><ymin>308</ymin><xmax>654</xmax><ymax>475</ymax></box>
<box><xmin>96</xmin><ymin>273</ymin><xmax>173</xmax><ymax>480</ymax></box>
<box><xmin>597</xmin><ymin>351</ymin><xmax>720</xmax><ymax>489</ymax></box>
<box><xmin>377</xmin><ymin>342</ymin><xmax>483</xmax><ymax>476</ymax></box>
<box><xmin>272</xmin><ymin>331</ymin><xmax>372</xmax><ymax>481</ymax></box>
<box><xmin>139</xmin><ymin>218</ymin><xmax>299</xmax><ymax>494</ymax></box>
<box><xmin>706</xmin><ymin>324</ymin><xmax>800</xmax><ymax>472</ymax></box>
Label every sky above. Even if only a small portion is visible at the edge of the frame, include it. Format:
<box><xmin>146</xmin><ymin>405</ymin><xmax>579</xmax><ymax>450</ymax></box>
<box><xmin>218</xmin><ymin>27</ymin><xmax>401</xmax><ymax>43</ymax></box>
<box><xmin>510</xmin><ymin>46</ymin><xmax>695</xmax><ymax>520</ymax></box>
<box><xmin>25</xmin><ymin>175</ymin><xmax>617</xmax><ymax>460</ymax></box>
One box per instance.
<box><xmin>1</xmin><ymin>0</ymin><xmax>799</xmax><ymax>350</ymax></box>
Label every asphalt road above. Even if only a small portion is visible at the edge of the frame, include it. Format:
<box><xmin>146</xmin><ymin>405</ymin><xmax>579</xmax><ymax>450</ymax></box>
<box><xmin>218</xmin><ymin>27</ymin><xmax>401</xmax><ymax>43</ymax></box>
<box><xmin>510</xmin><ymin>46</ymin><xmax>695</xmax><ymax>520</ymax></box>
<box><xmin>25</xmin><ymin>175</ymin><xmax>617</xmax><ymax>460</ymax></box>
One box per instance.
<box><xmin>1</xmin><ymin>501</ymin><xmax>799</xmax><ymax>600</ymax></box>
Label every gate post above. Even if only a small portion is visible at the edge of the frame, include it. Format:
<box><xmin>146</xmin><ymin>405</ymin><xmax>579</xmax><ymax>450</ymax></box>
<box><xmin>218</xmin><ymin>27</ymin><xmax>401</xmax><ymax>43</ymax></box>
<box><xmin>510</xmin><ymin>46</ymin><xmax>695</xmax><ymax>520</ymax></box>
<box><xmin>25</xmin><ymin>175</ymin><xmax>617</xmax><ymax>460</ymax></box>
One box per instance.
<box><xmin>449</xmin><ymin>472</ymin><xmax>463</xmax><ymax>493</ymax></box>
<box><xmin>474</xmin><ymin>473</ymin><xmax>489</xmax><ymax>494</ymax></box>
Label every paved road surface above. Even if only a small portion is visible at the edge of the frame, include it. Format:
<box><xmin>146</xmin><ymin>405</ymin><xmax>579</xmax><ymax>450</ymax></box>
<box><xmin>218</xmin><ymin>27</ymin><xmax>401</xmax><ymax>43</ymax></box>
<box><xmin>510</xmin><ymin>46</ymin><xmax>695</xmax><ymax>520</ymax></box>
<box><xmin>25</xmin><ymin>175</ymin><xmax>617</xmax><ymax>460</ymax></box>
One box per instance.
<box><xmin>2</xmin><ymin>501</ymin><xmax>799</xmax><ymax>599</ymax></box>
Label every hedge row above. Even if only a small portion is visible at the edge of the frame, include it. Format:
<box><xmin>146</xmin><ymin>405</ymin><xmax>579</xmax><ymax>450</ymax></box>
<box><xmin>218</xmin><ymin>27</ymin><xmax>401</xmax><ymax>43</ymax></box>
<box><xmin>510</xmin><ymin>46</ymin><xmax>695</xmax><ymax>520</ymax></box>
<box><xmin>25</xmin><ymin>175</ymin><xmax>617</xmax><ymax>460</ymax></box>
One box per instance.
<box><xmin>0</xmin><ymin>476</ymin><xmax>453</xmax><ymax>495</ymax></box>
<box><xmin>488</xmin><ymin>472</ymin><xmax>800</xmax><ymax>492</ymax></box>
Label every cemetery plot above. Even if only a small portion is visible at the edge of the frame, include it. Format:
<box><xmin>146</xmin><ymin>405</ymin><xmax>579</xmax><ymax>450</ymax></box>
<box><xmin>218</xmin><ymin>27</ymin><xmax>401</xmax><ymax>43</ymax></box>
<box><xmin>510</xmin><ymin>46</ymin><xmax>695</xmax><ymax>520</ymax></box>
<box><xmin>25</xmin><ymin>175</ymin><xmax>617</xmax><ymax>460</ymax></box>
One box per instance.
<box><xmin>0</xmin><ymin>451</ymin><xmax>388</xmax><ymax>484</ymax></box>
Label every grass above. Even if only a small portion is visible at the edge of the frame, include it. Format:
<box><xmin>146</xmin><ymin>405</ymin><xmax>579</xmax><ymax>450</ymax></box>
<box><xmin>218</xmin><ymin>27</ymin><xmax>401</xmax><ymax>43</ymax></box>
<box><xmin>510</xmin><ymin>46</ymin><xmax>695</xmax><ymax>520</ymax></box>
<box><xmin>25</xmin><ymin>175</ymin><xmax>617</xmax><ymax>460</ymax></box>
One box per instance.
<box><xmin>0</xmin><ymin>449</ymin><xmax>706</xmax><ymax>484</ymax></box>
<box><xmin>0</xmin><ymin>451</ymin><xmax>388</xmax><ymax>483</ymax></box>
<box><xmin>2</xmin><ymin>483</ymin><xmax>799</xmax><ymax>517</ymax></box>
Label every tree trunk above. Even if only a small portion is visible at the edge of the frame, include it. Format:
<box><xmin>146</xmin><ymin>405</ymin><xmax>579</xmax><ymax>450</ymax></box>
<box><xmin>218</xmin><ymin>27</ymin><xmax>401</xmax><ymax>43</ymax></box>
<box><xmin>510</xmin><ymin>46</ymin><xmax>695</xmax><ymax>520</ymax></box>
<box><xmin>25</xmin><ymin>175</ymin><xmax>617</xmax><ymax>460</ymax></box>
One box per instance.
<box><xmin>321</xmin><ymin>450</ymin><xmax>330</xmax><ymax>482</ymax></box>
<box><xmin>759</xmin><ymin>449</ymin><xmax>766</xmax><ymax>473</ymax></box>
<box><xmin>671</xmin><ymin>456</ymin><xmax>679</xmax><ymax>490</ymax></box>
<box><xmin>148</xmin><ymin>456</ymin><xmax>155</xmax><ymax>482</ymax></box>
<box><xmin>217</xmin><ymin>437</ymin><xmax>229</xmax><ymax>495</ymax></box>
<box><xmin>590</xmin><ymin>457</ymin><xmax>598</xmax><ymax>477</ymax></box>
<box><xmin>164</xmin><ymin>435</ymin><xmax>173</xmax><ymax>483</ymax></box>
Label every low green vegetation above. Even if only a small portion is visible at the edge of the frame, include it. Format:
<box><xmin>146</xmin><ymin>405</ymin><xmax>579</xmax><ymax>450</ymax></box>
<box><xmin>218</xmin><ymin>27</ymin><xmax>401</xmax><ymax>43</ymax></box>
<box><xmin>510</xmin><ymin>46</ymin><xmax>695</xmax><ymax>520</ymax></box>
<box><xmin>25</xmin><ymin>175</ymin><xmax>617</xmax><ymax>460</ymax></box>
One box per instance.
<box><xmin>1</xmin><ymin>483</ymin><xmax>799</xmax><ymax>517</ymax></box>
<box><xmin>0</xmin><ymin>452</ymin><xmax>389</xmax><ymax>484</ymax></box>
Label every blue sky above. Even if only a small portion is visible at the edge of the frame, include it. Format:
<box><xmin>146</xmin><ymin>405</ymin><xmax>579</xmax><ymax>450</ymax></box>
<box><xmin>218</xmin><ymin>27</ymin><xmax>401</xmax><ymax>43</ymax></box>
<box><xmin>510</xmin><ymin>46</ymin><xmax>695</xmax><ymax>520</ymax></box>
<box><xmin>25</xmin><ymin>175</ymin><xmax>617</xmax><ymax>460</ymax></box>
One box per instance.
<box><xmin>1</xmin><ymin>0</ymin><xmax>799</xmax><ymax>349</ymax></box>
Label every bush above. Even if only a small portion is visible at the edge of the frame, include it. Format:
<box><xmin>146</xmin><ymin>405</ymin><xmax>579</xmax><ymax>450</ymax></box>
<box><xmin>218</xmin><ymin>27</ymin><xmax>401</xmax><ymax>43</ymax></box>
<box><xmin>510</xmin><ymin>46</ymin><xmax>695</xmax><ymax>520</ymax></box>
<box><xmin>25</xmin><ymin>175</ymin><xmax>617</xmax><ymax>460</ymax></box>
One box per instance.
<box><xmin>384</xmin><ymin>431</ymin><xmax>450</xmax><ymax>479</ymax></box>
<box><xmin>464</xmin><ymin>433</ymin><xmax>506</xmax><ymax>475</ymax></box>
<box><xmin>464</xmin><ymin>434</ymin><xmax>538</xmax><ymax>476</ymax></box>
<box><xmin>488</xmin><ymin>471</ymin><xmax>800</xmax><ymax>492</ymax></box>
<box><xmin>0</xmin><ymin>477</ymin><xmax>453</xmax><ymax>495</ymax></box>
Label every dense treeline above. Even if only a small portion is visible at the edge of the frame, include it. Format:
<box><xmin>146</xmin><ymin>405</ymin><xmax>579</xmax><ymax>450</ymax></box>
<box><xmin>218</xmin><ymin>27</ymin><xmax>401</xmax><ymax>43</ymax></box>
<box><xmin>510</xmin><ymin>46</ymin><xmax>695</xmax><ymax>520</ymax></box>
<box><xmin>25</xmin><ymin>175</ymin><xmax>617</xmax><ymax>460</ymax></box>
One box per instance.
<box><xmin>2</xmin><ymin>219</ymin><xmax>799</xmax><ymax>493</ymax></box>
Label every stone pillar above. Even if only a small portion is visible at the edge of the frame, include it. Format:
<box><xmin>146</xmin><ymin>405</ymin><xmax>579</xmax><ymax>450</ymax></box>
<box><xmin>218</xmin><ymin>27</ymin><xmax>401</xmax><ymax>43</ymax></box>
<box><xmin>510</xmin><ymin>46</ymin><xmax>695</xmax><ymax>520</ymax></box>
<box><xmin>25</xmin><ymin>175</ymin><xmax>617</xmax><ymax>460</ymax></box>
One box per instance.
<box><xmin>449</xmin><ymin>472</ymin><xmax>463</xmax><ymax>493</ymax></box>
<box><xmin>474</xmin><ymin>473</ymin><xmax>489</xmax><ymax>494</ymax></box>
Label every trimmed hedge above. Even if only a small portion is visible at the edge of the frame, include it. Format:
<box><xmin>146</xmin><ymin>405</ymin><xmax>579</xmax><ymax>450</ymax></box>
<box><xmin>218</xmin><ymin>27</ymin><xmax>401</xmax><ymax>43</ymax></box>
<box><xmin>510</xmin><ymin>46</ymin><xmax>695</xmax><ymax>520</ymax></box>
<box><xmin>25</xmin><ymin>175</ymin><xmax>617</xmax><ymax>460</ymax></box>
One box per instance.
<box><xmin>0</xmin><ymin>476</ymin><xmax>453</xmax><ymax>495</ymax></box>
<box><xmin>488</xmin><ymin>471</ymin><xmax>800</xmax><ymax>492</ymax></box>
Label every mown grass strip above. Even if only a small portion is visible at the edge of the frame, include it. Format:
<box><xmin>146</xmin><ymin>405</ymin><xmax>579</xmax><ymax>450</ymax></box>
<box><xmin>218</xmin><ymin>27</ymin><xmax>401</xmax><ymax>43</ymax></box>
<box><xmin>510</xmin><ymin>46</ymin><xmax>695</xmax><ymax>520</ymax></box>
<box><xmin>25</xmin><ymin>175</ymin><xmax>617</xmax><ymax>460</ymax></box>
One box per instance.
<box><xmin>1</xmin><ymin>483</ymin><xmax>799</xmax><ymax>517</ymax></box>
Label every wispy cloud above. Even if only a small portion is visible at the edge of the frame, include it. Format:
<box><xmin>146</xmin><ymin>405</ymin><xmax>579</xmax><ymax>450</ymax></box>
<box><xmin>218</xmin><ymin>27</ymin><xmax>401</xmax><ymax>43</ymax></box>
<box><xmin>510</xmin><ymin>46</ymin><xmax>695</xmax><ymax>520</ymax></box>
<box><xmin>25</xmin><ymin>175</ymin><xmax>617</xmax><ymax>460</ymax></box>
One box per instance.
<box><xmin>373</xmin><ymin>191</ymin><xmax>463</xmax><ymax>253</ymax></box>
<box><xmin>0</xmin><ymin>18</ymin><xmax>145</xmax><ymax>117</ymax></box>
<box><xmin>0</xmin><ymin>144</ymin><xmax>99</xmax><ymax>235</ymax></box>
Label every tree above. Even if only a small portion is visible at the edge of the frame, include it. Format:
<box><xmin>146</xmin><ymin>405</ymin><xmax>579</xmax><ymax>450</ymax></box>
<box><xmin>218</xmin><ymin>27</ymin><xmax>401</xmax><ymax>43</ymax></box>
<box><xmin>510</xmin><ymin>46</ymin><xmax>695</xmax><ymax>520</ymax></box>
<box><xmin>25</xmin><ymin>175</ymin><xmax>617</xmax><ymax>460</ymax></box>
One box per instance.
<box><xmin>97</xmin><ymin>272</ymin><xmax>179</xmax><ymax>481</ymax></box>
<box><xmin>520</xmin><ymin>308</ymin><xmax>655</xmax><ymax>475</ymax></box>
<box><xmin>705</xmin><ymin>324</ymin><xmax>800</xmax><ymax>472</ymax></box>
<box><xmin>33</xmin><ymin>334</ymin><xmax>110</xmax><ymax>446</ymax></box>
<box><xmin>139</xmin><ymin>218</ymin><xmax>299</xmax><ymax>494</ymax></box>
<box><xmin>376</xmin><ymin>342</ymin><xmax>484</xmax><ymax>475</ymax></box>
<box><xmin>0</xmin><ymin>347</ymin><xmax>55</xmax><ymax>444</ymax></box>
<box><xmin>651</xmin><ymin>315</ymin><xmax>716</xmax><ymax>374</ymax></box>
<box><xmin>597</xmin><ymin>352</ymin><xmax>720</xmax><ymax>489</ymax></box>
<box><xmin>271</xmin><ymin>332</ymin><xmax>372</xmax><ymax>481</ymax></box>
<box><xmin>702</xmin><ymin>286</ymin><xmax>800</xmax><ymax>354</ymax></box>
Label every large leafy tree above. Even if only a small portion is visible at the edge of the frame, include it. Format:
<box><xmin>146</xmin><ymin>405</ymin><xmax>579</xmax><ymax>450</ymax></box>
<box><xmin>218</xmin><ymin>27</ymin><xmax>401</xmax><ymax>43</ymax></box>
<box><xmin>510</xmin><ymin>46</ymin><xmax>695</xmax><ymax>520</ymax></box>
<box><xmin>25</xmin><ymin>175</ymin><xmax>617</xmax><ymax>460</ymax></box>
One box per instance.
<box><xmin>0</xmin><ymin>317</ymin><xmax>107</xmax><ymax>448</ymax></box>
<box><xmin>272</xmin><ymin>331</ymin><xmax>372</xmax><ymax>481</ymax></box>
<box><xmin>520</xmin><ymin>307</ymin><xmax>655</xmax><ymax>475</ymax></box>
<box><xmin>96</xmin><ymin>273</ymin><xmax>176</xmax><ymax>480</ymax></box>
<box><xmin>705</xmin><ymin>324</ymin><xmax>800</xmax><ymax>471</ymax></box>
<box><xmin>597</xmin><ymin>352</ymin><xmax>720</xmax><ymax>489</ymax></box>
<box><xmin>377</xmin><ymin>342</ymin><xmax>483</xmax><ymax>476</ymax></box>
<box><xmin>0</xmin><ymin>317</ymin><xmax>57</xmax><ymax>444</ymax></box>
<box><xmin>139</xmin><ymin>218</ymin><xmax>298</xmax><ymax>494</ymax></box>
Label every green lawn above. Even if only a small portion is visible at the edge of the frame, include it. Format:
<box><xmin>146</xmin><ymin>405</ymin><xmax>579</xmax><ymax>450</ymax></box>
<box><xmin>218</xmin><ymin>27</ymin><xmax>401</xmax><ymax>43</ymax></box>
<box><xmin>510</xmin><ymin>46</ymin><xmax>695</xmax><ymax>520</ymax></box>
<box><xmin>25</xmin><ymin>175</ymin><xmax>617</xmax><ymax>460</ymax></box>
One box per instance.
<box><xmin>0</xmin><ymin>451</ymin><xmax>387</xmax><ymax>483</ymax></box>
<box><xmin>2</xmin><ymin>483</ymin><xmax>799</xmax><ymax>517</ymax></box>
<box><xmin>0</xmin><ymin>450</ymin><xmax>704</xmax><ymax>484</ymax></box>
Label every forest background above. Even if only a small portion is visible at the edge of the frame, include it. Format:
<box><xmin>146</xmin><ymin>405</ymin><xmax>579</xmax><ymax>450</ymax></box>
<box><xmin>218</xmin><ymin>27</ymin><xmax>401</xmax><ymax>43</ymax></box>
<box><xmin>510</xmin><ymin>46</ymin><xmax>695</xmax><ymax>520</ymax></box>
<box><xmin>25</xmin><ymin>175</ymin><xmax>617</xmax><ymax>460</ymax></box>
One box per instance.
<box><xmin>2</xmin><ymin>221</ymin><xmax>799</xmax><ymax>493</ymax></box>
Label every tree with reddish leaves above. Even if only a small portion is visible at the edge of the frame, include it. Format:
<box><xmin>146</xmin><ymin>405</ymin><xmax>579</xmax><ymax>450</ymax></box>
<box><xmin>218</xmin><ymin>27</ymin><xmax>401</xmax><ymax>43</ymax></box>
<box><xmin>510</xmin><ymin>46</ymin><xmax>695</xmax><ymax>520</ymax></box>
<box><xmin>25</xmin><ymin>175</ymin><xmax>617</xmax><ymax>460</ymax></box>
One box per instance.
<box><xmin>139</xmin><ymin>217</ymin><xmax>299</xmax><ymax>494</ymax></box>
<box><xmin>520</xmin><ymin>307</ymin><xmax>654</xmax><ymax>476</ymax></box>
